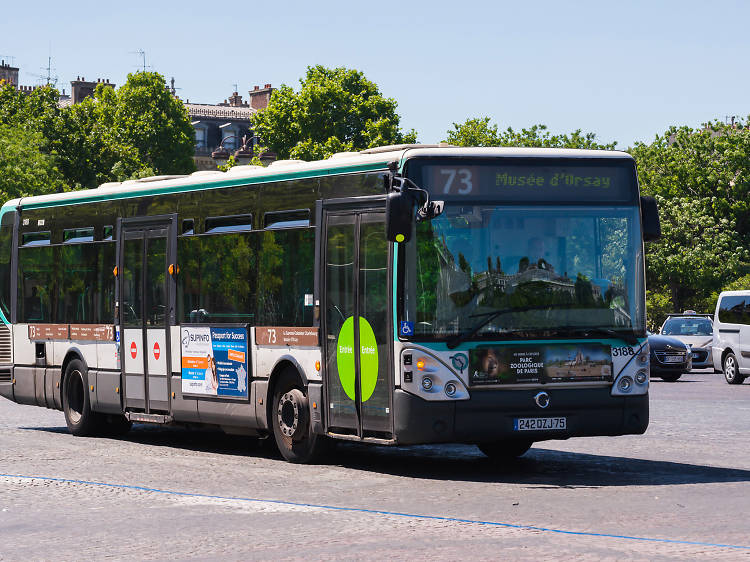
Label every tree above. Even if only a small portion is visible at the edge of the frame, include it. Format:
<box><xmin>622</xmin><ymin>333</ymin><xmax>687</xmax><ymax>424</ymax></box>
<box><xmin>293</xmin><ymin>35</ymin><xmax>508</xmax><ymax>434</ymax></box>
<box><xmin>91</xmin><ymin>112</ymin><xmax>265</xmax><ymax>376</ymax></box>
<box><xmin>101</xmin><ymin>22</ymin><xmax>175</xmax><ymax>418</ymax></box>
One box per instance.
<box><xmin>631</xmin><ymin>118</ymin><xmax>750</xmax><ymax>319</ymax></box>
<box><xmin>644</xmin><ymin>195</ymin><xmax>748</xmax><ymax>316</ymax></box>
<box><xmin>445</xmin><ymin>118</ymin><xmax>616</xmax><ymax>150</ymax></box>
<box><xmin>0</xmin><ymin>73</ymin><xmax>196</xmax><ymax>193</ymax></box>
<box><xmin>251</xmin><ymin>65</ymin><xmax>417</xmax><ymax>161</ymax></box>
<box><xmin>0</xmin><ymin>123</ymin><xmax>63</xmax><ymax>201</ymax></box>
<box><xmin>95</xmin><ymin>72</ymin><xmax>196</xmax><ymax>179</ymax></box>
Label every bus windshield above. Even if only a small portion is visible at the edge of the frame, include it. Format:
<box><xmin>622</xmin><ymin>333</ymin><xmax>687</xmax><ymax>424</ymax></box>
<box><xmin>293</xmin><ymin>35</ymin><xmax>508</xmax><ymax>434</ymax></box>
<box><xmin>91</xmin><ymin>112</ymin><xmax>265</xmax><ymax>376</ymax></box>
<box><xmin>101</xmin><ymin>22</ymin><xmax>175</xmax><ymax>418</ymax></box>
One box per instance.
<box><xmin>401</xmin><ymin>205</ymin><xmax>644</xmax><ymax>342</ymax></box>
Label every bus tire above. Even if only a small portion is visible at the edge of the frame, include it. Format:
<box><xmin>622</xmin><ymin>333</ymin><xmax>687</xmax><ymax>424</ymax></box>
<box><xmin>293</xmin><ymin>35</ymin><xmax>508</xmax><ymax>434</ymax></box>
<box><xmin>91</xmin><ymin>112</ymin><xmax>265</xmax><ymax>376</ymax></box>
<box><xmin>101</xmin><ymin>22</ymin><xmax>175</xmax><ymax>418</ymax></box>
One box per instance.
<box><xmin>478</xmin><ymin>439</ymin><xmax>533</xmax><ymax>460</ymax></box>
<box><xmin>62</xmin><ymin>359</ymin><xmax>103</xmax><ymax>436</ymax></box>
<box><xmin>659</xmin><ymin>374</ymin><xmax>681</xmax><ymax>382</ymax></box>
<box><xmin>271</xmin><ymin>369</ymin><xmax>326</xmax><ymax>464</ymax></box>
<box><xmin>723</xmin><ymin>352</ymin><xmax>745</xmax><ymax>385</ymax></box>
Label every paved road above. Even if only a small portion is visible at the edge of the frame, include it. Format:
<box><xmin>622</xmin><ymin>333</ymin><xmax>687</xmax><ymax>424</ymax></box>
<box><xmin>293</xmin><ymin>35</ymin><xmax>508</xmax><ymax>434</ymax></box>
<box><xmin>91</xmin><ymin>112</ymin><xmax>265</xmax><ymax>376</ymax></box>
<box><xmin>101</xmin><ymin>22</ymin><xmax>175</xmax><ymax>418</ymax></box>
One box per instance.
<box><xmin>2</xmin><ymin>371</ymin><xmax>750</xmax><ymax>560</ymax></box>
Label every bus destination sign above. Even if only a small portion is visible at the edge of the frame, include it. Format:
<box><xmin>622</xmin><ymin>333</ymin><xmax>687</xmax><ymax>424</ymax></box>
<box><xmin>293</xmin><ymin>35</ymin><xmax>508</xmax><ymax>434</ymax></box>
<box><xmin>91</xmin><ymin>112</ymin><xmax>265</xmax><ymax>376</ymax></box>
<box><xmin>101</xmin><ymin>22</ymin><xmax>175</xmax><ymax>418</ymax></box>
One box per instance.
<box><xmin>414</xmin><ymin>159</ymin><xmax>636</xmax><ymax>203</ymax></box>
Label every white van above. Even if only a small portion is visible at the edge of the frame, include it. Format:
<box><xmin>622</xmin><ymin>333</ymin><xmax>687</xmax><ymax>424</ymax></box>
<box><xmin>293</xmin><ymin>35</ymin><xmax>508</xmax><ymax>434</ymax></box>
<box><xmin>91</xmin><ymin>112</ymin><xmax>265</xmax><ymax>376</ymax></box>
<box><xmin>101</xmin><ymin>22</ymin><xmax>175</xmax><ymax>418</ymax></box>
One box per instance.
<box><xmin>712</xmin><ymin>290</ymin><xmax>750</xmax><ymax>384</ymax></box>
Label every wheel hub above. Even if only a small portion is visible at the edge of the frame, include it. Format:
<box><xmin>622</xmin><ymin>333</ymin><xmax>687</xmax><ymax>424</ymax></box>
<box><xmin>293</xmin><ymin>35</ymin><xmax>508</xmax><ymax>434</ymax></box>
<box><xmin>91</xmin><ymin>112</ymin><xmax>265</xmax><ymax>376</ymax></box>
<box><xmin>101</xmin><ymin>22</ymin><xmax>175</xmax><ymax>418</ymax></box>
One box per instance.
<box><xmin>277</xmin><ymin>390</ymin><xmax>306</xmax><ymax>440</ymax></box>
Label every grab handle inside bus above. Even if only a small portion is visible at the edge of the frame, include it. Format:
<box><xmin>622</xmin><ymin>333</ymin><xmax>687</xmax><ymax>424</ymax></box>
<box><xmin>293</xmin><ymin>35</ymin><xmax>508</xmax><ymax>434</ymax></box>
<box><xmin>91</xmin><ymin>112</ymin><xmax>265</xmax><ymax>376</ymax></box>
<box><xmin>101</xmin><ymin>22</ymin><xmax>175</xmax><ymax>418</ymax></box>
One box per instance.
<box><xmin>640</xmin><ymin>196</ymin><xmax>661</xmax><ymax>242</ymax></box>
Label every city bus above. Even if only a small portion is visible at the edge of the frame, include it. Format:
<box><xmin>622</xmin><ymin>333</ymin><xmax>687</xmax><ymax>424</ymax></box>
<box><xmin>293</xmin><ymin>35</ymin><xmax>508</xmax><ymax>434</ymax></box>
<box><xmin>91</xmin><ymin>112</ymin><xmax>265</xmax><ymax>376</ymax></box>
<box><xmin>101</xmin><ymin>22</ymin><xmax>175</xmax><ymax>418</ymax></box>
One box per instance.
<box><xmin>0</xmin><ymin>145</ymin><xmax>660</xmax><ymax>463</ymax></box>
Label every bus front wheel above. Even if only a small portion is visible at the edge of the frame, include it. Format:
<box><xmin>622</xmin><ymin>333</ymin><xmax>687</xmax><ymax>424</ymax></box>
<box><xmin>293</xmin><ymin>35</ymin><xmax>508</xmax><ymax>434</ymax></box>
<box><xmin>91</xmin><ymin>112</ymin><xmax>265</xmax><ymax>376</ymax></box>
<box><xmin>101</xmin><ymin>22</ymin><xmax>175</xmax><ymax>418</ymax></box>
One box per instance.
<box><xmin>62</xmin><ymin>359</ymin><xmax>103</xmax><ymax>436</ymax></box>
<box><xmin>478</xmin><ymin>440</ymin><xmax>533</xmax><ymax>460</ymax></box>
<box><xmin>271</xmin><ymin>369</ymin><xmax>326</xmax><ymax>464</ymax></box>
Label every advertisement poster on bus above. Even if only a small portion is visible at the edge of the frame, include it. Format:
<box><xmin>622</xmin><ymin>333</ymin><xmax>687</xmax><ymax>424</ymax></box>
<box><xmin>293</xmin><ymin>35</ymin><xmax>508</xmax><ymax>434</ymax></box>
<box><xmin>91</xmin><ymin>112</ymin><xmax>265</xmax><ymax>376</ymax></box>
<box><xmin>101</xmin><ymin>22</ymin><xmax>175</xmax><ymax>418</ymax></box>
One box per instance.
<box><xmin>181</xmin><ymin>326</ymin><xmax>249</xmax><ymax>398</ymax></box>
<box><xmin>470</xmin><ymin>344</ymin><xmax>612</xmax><ymax>385</ymax></box>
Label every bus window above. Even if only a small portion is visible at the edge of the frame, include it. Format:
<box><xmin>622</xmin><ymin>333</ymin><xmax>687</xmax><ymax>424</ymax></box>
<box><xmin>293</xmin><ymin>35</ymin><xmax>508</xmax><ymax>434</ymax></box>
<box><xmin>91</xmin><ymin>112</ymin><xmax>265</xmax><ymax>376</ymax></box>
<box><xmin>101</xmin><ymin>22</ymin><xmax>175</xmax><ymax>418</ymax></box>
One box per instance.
<box><xmin>63</xmin><ymin>227</ymin><xmax>94</xmax><ymax>243</ymax></box>
<box><xmin>263</xmin><ymin>209</ymin><xmax>310</xmax><ymax>230</ymax></box>
<box><xmin>205</xmin><ymin>214</ymin><xmax>253</xmax><ymax>234</ymax></box>
<box><xmin>0</xmin><ymin>211</ymin><xmax>13</xmax><ymax>320</ymax></box>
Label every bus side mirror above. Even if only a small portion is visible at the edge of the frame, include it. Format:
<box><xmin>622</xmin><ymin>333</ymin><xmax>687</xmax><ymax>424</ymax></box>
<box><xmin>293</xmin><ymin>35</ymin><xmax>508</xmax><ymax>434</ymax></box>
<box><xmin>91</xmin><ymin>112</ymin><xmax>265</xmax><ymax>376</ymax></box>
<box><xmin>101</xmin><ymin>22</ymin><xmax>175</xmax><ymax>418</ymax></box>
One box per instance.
<box><xmin>386</xmin><ymin>189</ymin><xmax>415</xmax><ymax>243</ymax></box>
<box><xmin>640</xmin><ymin>196</ymin><xmax>661</xmax><ymax>242</ymax></box>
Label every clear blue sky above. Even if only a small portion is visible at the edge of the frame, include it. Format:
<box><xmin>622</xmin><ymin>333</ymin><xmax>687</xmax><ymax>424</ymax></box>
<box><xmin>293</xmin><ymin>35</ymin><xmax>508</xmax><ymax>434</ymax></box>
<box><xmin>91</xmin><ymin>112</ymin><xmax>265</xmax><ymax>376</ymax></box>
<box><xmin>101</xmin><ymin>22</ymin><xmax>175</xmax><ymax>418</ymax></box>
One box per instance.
<box><xmin>4</xmin><ymin>0</ymin><xmax>749</xmax><ymax>149</ymax></box>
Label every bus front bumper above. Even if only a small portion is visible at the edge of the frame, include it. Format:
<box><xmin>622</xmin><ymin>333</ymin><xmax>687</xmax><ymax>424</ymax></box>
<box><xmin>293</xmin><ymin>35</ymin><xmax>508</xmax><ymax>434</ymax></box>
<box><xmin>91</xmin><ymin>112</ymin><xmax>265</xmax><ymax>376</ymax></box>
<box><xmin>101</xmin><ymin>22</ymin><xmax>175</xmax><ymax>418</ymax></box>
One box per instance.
<box><xmin>393</xmin><ymin>387</ymin><xmax>648</xmax><ymax>446</ymax></box>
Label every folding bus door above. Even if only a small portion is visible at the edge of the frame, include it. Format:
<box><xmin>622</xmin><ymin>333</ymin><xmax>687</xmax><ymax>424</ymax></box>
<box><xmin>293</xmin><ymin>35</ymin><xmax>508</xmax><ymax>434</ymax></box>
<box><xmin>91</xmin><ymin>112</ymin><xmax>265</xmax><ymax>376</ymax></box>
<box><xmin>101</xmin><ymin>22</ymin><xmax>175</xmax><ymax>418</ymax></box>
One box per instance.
<box><xmin>119</xmin><ymin>217</ymin><xmax>175</xmax><ymax>414</ymax></box>
<box><xmin>323</xmin><ymin>209</ymin><xmax>392</xmax><ymax>439</ymax></box>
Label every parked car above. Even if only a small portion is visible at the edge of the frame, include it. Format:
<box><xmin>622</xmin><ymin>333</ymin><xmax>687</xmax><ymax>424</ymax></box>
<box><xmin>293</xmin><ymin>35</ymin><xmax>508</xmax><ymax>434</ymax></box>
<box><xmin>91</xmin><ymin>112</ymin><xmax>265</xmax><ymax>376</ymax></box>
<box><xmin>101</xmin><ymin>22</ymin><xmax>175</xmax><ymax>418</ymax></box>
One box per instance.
<box><xmin>659</xmin><ymin>312</ymin><xmax>713</xmax><ymax>369</ymax></box>
<box><xmin>648</xmin><ymin>332</ymin><xmax>691</xmax><ymax>382</ymax></box>
<box><xmin>712</xmin><ymin>291</ymin><xmax>750</xmax><ymax>385</ymax></box>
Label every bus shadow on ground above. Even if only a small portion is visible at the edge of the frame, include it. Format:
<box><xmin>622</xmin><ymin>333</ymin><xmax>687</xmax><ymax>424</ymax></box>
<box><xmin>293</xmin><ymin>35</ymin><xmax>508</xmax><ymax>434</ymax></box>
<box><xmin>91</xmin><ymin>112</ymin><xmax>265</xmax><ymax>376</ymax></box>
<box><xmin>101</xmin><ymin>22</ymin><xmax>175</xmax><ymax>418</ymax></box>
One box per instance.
<box><xmin>23</xmin><ymin>424</ymin><xmax>750</xmax><ymax>488</ymax></box>
<box><xmin>333</xmin><ymin>443</ymin><xmax>750</xmax><ymax>488</ymax></box>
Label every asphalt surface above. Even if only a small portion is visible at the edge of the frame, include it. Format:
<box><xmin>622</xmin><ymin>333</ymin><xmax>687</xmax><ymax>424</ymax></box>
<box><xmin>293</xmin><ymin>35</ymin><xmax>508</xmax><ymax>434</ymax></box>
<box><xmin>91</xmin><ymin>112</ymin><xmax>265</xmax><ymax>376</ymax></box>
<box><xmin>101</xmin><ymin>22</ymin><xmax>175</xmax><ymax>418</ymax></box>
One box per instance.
<box><xmin>2</xmin><ymin>369</ymin><xmax>750</xmax><ymax>560</ymax></box>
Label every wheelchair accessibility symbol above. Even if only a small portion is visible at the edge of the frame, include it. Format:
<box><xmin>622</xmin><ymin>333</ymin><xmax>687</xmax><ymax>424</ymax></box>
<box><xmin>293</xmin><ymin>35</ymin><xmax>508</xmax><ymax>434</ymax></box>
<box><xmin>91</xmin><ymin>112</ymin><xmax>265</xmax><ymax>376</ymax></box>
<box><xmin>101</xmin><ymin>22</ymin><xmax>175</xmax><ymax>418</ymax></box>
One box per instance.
<box><xmin>400</xmin><ymin>321</ymin><xmax>414</xmax><ymax>336</ymax></box>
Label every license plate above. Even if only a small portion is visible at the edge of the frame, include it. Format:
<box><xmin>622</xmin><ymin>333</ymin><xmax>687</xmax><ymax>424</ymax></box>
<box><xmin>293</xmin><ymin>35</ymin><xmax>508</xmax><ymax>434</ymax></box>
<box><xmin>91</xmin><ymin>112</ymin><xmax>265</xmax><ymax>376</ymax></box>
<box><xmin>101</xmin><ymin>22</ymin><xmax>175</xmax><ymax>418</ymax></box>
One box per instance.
<box><xmin>514</xmin><ymin>417</ymin><xmax>567</xmax><ymax>431</ymax></box>
<box><xmin>664</xmin><ymin>356</ymin><xmax>683</xmax><ymax>363</ymax></box>
<box><xmin>691</xmin><ymin>352</ymin><xmax>699</xmax><ymax>359</ymax></box>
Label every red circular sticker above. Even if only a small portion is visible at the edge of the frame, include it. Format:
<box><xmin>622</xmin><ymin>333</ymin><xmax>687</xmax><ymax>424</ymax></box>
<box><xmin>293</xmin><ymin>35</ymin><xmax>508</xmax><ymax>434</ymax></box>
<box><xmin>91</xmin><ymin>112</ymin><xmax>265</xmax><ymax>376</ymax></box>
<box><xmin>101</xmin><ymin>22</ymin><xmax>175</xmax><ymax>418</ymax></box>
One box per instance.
<box><xmin>130</xmin><ymin>341</ymin><xmax>137</xmax><ymax>359</ymax></box>
<box><xmin>153</xmin><ymin>342</ymin><xmax>160</xmax><ymax>360</ymax></box>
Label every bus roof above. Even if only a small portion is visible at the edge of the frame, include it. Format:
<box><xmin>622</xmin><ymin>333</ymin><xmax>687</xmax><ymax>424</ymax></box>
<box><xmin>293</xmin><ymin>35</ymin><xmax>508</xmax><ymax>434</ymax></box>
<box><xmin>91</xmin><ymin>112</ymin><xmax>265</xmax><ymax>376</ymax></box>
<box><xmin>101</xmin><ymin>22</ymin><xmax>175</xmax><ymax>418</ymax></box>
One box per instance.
<box><xmin>5</xmin><ymin>145</ymin><xmax>634</xmax><ymax>211</ymax></box>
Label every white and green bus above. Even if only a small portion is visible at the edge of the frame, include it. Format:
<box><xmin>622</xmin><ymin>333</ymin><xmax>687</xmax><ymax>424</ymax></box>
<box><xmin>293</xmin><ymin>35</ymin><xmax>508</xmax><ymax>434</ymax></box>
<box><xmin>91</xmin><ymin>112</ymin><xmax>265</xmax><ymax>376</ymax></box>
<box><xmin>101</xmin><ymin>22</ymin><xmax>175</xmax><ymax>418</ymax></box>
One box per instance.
<box><xmin>0</xmin><ymin>145</ymin><xmax>660</xmax><ymax>463</ymax></box>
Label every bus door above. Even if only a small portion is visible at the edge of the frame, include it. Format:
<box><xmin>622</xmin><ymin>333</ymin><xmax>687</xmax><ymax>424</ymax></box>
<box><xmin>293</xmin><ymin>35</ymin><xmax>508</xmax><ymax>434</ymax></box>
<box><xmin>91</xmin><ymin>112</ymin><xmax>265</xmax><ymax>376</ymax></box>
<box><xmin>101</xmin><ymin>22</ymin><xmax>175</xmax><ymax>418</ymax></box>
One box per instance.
<box><xmin>322</xmin><ymin>208</ymin><xmax>393</xmax><ymax>440</ymax></box>
<box><xmin>118</xmin><ymin>216</ymin><xmax>176</xmax><ymax>414</ymax></box>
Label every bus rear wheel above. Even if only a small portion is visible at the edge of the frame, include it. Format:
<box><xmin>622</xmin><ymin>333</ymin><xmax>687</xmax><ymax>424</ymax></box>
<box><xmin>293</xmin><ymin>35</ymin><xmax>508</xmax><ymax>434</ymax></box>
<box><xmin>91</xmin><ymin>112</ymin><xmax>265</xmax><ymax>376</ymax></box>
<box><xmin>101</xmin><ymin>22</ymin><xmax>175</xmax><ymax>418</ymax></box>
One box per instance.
<box><xmin>271</xmin><ymin>370</ymin><xmax>326</xmax><ymax>464</ymax></box>
<box><xmin>478</xmin><ymin>439</ymin><xmax>533</xmax><ymax>460</ymax></box>
<box><xmin>62</xmin><ymin>359</ymin><xmax>103</xmax><ymax>436</ymax></box>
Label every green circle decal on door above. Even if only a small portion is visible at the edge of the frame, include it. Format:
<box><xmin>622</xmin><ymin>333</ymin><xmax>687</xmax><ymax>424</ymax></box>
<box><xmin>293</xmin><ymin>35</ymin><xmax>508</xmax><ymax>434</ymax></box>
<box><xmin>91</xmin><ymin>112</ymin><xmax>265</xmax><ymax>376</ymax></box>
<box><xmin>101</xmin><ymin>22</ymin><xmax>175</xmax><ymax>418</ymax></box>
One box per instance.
<box><xmin>336</xmin><ymin>316</ymin><xmax>379</xmax><ymax>402</ymax></box>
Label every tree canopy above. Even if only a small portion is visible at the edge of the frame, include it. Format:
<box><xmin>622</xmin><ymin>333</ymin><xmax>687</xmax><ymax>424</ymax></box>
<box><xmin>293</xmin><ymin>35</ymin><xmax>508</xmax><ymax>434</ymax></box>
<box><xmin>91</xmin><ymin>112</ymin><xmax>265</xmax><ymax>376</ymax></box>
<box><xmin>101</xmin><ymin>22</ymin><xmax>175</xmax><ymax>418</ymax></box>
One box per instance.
<box><xmin>0</xmin><ymin>72</ymin><xmax>195</xmax><ymax>193</ymax></box>
<box><xmin>445</xmin><ymin>117</ymin><xmax>617</xmax><ymax>150</ymax></box>
<box><xmin>631</xmin><ymin>119</ymin><xmax>750</xmax><ymax>322</ymax></box>
<box><xmin>251</xmin><ymin>65</ymin><xmax>416</xmax><ymax>161</ymax></box>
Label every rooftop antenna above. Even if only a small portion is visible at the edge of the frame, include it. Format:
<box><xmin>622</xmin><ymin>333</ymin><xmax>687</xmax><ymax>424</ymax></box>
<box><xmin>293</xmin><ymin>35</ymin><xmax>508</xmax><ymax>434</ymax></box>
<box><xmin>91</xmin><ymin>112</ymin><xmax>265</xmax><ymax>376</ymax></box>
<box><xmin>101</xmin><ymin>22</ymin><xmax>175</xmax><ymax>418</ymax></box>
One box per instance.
<box><xmin>129</xmin><ymin>49</ymin><xmax>151</xmax><ymax>72</ymax></box>
<box><xmin>27</xmin><ymin>53</ymin><xmax>58</xmax><ymax>87</ymax></box>
<box><xmin>232</xmin><ymin>82</ymin><xmax>238</xmax><ymax>93</ymax></box>
<box><xmin>169</xmin><ymin>77</ymin><xmax>182</xmax><ymax>96</ymax></box>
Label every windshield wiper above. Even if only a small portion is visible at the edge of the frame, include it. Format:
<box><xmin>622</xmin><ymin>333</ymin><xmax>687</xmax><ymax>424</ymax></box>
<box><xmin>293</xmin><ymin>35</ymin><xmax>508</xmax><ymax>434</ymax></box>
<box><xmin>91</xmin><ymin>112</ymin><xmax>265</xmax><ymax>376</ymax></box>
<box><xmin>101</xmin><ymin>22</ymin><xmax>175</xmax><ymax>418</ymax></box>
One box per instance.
<box><xmin>551</xmin><ymin>326</ymin><xmax>640</xmax><ymax>345</ymax></box>
<box><xmin>446</xmin><ymin>304</ymin><xmax>567</xmax><ymax>349</ymax></box>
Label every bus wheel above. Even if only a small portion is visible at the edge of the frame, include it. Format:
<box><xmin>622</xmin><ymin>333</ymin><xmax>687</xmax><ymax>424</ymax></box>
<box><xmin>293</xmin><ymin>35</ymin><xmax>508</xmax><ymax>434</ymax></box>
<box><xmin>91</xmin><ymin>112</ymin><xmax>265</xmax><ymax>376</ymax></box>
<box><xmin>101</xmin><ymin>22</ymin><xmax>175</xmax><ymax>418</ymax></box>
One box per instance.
<box><xmin>62</xmin><ymin>359</ymin><xmax>103</xmax><ymax>436</ymax></box>
<box><xmin>723</xmin><ymin>352</ymin><xmax>745</xmax><ymax>385</ymax></box>
<box><xmin>478</xmin><ymin>440</ymin><xmax>533</xmax><ymax>460</ymax></box>
<box><xmin>271</xmin><ymin>370</ymin><xmax>325</xmax><ymax>464</ymax></box>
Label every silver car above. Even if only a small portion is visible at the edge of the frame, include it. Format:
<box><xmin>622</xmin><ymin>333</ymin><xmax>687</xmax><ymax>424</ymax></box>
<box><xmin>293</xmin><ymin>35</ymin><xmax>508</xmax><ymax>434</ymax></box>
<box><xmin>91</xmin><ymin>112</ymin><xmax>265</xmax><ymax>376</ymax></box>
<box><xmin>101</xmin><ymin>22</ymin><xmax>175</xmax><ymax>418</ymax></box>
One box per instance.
<box><xmin>659</xmin><ymin>313</ymin><xmax>714</xmax><ymax>369</ymax></box>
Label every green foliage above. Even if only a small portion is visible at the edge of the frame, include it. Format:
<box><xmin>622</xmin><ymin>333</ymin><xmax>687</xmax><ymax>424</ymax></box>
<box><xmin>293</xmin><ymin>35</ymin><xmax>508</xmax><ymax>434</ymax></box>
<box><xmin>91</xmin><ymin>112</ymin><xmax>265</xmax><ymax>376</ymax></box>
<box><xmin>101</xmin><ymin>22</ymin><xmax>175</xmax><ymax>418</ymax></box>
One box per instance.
<box><xmin>445</xmin><ymin>117</ymin><xmax>616</xmax><ymax>150</ymax></box>
<box><xmin>251</xmin><ymin>65</ymin><xmax>416</xmax><ymax>160</ymax></box>
<box><xmin>0</xmin><ymin>73</ymin><xmax>195</xmax><ymax>196</ymax></box>
<box><xmin>0</xmin><ymin>123</ymin><xmax>63</xmax><ymax>200</ymax></box>
<box><xmin>633</xmin><ymin>119</ymin><xmax>750</xmax><ymax>315</ymax></box>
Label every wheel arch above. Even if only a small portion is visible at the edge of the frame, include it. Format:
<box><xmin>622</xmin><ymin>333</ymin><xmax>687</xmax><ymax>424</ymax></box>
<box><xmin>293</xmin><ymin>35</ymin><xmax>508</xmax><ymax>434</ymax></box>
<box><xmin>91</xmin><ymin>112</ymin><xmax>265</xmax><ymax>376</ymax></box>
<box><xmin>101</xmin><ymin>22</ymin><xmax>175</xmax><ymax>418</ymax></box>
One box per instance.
<box><xmin>265</xmin><ymin>359</ymin><xmax>305</xmax><ymax>431</ymax></box>
<box><xmin>721</xmin><ymin>347</ymin><xmax>736</xmax><ymax>366</ymax></box>
<box><xmin>60</xmin><ymin>347</ymin><xmax>87</xmax><ymax>387</ymax></box>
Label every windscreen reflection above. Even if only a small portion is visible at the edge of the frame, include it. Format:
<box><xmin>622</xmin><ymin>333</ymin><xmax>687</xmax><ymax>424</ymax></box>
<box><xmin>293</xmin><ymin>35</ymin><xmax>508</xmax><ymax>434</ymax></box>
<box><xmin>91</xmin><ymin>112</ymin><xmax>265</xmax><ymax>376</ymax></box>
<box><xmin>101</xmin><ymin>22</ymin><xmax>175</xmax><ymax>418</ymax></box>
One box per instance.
<box><xmin>402</xmin><ymin>205</ymin><xmax>644</xmax><ymax>340</ymax></box>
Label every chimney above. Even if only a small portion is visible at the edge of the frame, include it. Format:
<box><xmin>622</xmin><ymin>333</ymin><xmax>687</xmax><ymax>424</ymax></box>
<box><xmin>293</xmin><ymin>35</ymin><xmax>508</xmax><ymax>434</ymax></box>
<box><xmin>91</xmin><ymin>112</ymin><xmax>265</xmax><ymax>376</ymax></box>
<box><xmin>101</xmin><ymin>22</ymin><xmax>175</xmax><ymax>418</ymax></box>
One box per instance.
<box><xmin>248</xmin><ymin>83</ymin><xmax>273</xmax><ymax>110</ymax></box>
<box><xmin>70</xmin><ymin>76</ymin><xmax>116</xmax><ymax>104</ymax></box>
<box><xmin>228</xmin><ymin>91</ymin><xmax>246</xmax><ymax>107</ymax></box>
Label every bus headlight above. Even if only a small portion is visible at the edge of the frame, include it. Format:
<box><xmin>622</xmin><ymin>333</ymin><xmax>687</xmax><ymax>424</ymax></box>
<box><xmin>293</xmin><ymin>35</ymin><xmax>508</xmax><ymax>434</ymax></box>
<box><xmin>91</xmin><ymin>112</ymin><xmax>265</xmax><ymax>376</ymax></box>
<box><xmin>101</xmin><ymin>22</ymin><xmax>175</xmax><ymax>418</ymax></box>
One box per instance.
<box><xmin>421</xmin><ymin>376</ymin><xmax>433</xmax><ymax>391</ymax></box>
<box><xmin>635</xmin><ymin>370</ymin><xmax>648</xmax><ymax>384</ymax></box>
<box><xmin>617</xmin><ymin>376</ymin><xmax>633</xmax><ymax>393</ymax></box>
<box><xmin>444</xmin><ymin>381</ymin><xmax>457</xmax><ymax>397</ymax></box>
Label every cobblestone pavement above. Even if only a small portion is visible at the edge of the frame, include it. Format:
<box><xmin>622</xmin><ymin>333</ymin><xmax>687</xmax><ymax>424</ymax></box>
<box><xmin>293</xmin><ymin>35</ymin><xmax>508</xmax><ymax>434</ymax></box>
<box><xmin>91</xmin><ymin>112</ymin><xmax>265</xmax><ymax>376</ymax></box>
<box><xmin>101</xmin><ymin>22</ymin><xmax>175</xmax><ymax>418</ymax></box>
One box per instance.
<box><xmin>1</xmin><ymin>371</ymin><xmax>750</xmax><ymax>560</ymax></box>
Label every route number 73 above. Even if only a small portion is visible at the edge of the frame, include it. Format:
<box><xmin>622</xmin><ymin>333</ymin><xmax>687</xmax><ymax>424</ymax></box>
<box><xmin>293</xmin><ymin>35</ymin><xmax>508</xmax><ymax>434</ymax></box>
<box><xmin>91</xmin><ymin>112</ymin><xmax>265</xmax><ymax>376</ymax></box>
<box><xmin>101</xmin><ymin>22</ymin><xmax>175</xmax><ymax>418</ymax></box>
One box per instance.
<box><xmin>439</xmin><ymin>168</ymin><xmax>474</xmax><ymax>195</ymax></box>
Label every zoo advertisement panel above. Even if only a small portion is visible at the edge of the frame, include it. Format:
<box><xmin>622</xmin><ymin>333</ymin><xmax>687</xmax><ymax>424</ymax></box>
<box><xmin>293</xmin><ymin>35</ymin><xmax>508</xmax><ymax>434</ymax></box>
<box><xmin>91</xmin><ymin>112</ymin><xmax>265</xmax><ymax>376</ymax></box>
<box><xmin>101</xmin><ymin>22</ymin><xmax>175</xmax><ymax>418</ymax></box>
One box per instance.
<box><xmin>470</xmin><ymin>344</ymin><xmax>612</xmax><ymax>385</ymax></box>
<box><xmin>181</xmin><ymin>326</ymin><xmax>249</xmax><ymax>398</ymax></box>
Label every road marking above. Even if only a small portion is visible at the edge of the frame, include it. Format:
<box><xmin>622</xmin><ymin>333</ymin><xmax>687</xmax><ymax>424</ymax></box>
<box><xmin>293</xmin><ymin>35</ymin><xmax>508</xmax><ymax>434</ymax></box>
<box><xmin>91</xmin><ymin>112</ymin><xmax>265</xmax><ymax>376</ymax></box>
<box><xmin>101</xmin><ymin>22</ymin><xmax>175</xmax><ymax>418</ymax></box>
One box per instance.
<box><xmin>1</xmin><ymin>473</ymin><xmax>749</xmax><ymax>551</ymax></box>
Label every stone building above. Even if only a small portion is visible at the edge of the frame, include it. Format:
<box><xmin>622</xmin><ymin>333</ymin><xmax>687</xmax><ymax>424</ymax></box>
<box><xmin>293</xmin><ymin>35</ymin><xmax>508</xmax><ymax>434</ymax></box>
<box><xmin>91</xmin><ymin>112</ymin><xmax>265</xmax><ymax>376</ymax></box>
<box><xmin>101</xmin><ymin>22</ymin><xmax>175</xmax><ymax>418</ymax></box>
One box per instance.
<box><xmin>0</xmin><ymin>60</ymin><xmax>19</xmax><ymax>88</ymax></box>
<box><xmin>186</xmin><ymin>84</ymin><xmax>273</xmax><ymax>170</ymax></box>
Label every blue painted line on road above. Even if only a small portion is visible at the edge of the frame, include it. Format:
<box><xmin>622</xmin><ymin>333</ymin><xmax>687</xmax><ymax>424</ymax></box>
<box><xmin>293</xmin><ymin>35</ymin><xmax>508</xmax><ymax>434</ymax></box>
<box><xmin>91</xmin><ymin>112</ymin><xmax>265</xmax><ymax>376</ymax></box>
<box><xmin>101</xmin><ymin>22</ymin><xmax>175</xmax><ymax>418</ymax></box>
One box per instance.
<box><xmin>2</xmin><ymin>472</ymin><xmax>749</xmax><ymax>551</ymax></box>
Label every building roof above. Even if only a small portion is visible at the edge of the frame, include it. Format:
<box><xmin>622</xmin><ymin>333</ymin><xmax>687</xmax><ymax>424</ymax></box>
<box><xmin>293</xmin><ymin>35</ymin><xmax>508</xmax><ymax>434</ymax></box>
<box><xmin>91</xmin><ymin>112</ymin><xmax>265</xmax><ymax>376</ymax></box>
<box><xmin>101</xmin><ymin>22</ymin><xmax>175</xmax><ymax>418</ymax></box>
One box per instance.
<box><xmin>184</xmin><ymin>103</ymin><xmax>256</xmax><ymax>121</ymax></box>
